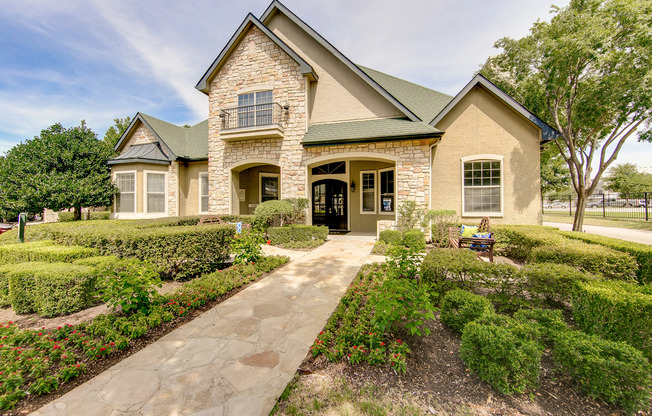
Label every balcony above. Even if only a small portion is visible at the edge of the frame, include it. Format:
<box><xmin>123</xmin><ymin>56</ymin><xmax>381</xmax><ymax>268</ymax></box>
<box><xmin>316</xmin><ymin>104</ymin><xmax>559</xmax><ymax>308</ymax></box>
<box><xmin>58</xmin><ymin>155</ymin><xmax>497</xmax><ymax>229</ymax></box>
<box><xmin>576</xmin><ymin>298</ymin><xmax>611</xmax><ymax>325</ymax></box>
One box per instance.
<box><xmin>219</xmin><ymin>102</ymin><xmax>287</xmax><ymax>141</ymax></box>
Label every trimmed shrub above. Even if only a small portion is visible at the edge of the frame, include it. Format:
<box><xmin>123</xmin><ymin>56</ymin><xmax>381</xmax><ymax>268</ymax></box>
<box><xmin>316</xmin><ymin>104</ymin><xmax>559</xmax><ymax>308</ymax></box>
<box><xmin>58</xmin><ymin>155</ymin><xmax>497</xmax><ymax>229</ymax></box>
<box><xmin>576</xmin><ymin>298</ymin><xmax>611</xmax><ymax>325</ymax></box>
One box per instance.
<box><xmin>440</xmin><ymin>289</ymin><xmax>494</xmax><ymax>332</ymax></box>
<box><xmin>552</xmin><ymin>330</ymin><xmax>651</xmax><ymax>413</ymax></box>
<box><xmin>560</xmin><ymin>231</ymin><xmax>652</xmax><ymax>284</ymax></box>
<box><xmin>513</xmin><ymin>308</ymin><xmax>568</xmax><ymax>341</ymax></box>
<box><xmin>89</xmin><ymin>212</ymin><xmax>110</xmax><ymax>221</ymax></box>
<box><xmin>5</xmin><ymin>262</ymin><xmax>97</xmax><ymax>317</ymax></box>
<box><xmin>253</xmin><ymin>200</ymin><xmax>294</xmax><ymax>228</ymax></box>
<box><xmin>529</xmin><ymin>241</ymin><xmax>637</xmax><ymax>281</ymax></box>
<box><xmin>461</xmin><ymin>320</ymin><xmax>543</xmax><ymax>394</ymax></box>
<box><xmin>402</xmin><ymin>229</ymin><xmax>425</xmax><ymax>250</ymax></box>
<box><xmin>379</xmin><ymin>230</ymin><xmax>402</xmax><ymax>245</ymax></box>
<box><xmin>0</xmin><ymin>241</ymin><xmax>98</xmax><ymax>264</ymax></box>
<box><xmin>57</xmin><ymin>212</ymin><xmax>75</xmax><ymax>222</ymax></box>
<box><xmin>0</xmin><ymin>266</ymin><xmax>10</xmax><ymax>307</ymax></box>
<box><xmin>492</xmin><ymin>225</ymin><xmax>565</xmax><ymax>260</ymax></box>
<box><xmin>267</xmin><ymin>225</ymin><xmax>328</xmax><ymax>245</ymax></box>
<box><xmin>522</xmin><ymin>262</ymin><xmax>598</xmax><ymax>304</ymax></box>
<box><xmin>572</xmin><ymin>280</ymin><xmax>652</xmax><ymax>360</ymax></box>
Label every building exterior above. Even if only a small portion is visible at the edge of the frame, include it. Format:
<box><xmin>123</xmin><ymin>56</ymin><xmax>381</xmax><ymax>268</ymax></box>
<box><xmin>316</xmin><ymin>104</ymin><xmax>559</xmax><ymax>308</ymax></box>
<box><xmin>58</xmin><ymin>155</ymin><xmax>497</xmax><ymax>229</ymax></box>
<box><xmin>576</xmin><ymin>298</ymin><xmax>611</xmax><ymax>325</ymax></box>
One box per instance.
<box><xmin>109</xmin><ymin>1</ymin><xmax>558</xmax><ymax>232</ymax></box>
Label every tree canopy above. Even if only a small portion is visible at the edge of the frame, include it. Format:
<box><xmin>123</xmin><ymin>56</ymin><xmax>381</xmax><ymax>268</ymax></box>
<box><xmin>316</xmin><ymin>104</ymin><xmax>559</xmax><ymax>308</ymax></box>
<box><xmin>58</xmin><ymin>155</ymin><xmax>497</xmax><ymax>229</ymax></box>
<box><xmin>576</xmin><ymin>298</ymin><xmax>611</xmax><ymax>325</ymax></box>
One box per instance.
<box><xmin>482</xmin><ymin>0</ymin><xmax>652</xmax><ymax>230</ymax></box>
<box><xmin>604</xmin><ymin>163</ymin><xmax>652</xmax><ymax>194</ymax></box>
<box><xmin>102</xmin><ymin>116</ymin><xmax>132</xmax><ymax>148</ymax></box>
<box><xmin>0</xmin><ymin>122</ymin><xmax>116</xmax><ymax>221</ymax></box>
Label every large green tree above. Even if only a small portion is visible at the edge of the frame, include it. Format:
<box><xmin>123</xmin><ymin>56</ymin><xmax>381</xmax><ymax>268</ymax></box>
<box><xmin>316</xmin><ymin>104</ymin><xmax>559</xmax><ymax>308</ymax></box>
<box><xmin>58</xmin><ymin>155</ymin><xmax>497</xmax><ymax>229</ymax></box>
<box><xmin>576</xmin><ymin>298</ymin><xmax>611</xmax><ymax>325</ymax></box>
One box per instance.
<box><xmin>482</xmin><ymin>0</ymin><xmax>652</xmax><ymax>230</ymax></box>
<box><xmin>102</xmin><ymin>116</ymin><xmax>132</xmax><ymax>148</ymax></box>
<box><xmin>604</xmin><ymin>163</ymin><xmax>652</xmax><ymax>194</ymax></box>
<box><xmin>0</xmin><ymin>121</ymin><xmax>116</xmax><ymax>221</ymax></box>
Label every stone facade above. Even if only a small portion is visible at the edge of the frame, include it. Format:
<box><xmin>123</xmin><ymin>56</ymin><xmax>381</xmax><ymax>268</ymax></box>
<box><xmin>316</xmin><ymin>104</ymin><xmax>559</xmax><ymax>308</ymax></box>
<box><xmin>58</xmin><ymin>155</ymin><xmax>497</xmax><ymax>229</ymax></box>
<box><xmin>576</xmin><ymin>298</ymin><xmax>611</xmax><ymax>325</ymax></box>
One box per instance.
<box><xmin>207</xmin><ymin>26</ymin><xmax>307</xmax><ymax>214</ymax></box>
<box><xmin>167</xmin><ymin>162</ymin><xmax>178</xmax><ymax>217</ymax></box>
<box><xmin>120</xmin><ymin>125</ymin><xmax>158</xmax><ymax>151</ymax></box>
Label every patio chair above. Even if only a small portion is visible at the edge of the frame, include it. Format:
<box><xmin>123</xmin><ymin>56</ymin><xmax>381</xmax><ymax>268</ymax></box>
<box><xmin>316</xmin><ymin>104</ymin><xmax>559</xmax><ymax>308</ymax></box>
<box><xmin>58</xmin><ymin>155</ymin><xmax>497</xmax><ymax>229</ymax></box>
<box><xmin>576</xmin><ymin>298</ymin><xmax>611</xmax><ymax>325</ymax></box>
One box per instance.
<box><xmin>448</xmin><ymin>217</ymin><xmax>496</xmax><ymax>262</ymax></box>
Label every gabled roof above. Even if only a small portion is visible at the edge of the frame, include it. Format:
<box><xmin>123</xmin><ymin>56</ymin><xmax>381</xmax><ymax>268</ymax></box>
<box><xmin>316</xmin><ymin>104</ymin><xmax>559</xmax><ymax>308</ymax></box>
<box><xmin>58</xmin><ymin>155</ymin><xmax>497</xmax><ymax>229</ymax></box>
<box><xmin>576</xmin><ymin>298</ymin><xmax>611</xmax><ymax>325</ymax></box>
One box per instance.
<box><xmin>360</xmin><ymin>66</ymin><xmax>453</xmax><ymax>123</ymax></box>
<box><xmin>113</xmin><ymin>113</ymin><xmax>208</xmax><ymax>162</ymax></box>
<box><xmin>107</xmin><ymin>143</ymin><xmax>170</xmax><ymax>165</ymax></box>
<box><xmin>259</xmin><ymin>1</ymin><xmax>421</xmax><ymax>122</ymax></box>
<box><xmin>302</xmin><ymin>118</ymin><xmax>442</xmax><ymax>147</ymax></box>
<box><xmin>430</xmin><ymin>74</ymin><xmax>559</xmax><ymax>142</ymax></box>
<box><xmin>195</xmin><ymin>13</ymin><xmax>317</xmax><ymax>93</ymax></box>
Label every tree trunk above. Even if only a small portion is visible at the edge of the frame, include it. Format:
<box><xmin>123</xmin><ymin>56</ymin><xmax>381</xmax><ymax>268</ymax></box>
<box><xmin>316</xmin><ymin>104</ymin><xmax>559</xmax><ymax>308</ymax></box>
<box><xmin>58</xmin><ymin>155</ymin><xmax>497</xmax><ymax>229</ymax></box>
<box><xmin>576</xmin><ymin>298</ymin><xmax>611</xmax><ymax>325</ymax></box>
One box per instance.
<box><xmin>73</xmin><ymin>206</ymin><xmax>82</xmax><ymax>221</ymax></box>
<box><xmin>573</xmin><ymin>194</ymin><xmax>587</xmax><ymax>231</ymax></box>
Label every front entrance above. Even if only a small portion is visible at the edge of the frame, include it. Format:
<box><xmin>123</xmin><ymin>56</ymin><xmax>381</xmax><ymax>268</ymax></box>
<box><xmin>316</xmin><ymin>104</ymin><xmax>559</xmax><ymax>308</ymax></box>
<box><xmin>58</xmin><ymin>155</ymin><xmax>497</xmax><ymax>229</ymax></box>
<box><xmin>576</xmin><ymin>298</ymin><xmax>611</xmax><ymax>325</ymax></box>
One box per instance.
<box><xmin>312</xmin><ymin>179</ymin><xmax>347</xmax><ymax>231</ymax></box>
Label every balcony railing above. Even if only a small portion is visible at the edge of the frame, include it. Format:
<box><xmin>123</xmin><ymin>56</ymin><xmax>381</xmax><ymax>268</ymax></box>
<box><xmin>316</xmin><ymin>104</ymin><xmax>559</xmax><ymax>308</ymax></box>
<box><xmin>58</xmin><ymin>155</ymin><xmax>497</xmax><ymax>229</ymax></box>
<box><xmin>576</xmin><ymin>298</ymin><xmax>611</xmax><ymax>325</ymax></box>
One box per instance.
<box><xmin>220</xmin><ymin>102</ymin><xmax>286</xmax><ymax>130</ymax></box>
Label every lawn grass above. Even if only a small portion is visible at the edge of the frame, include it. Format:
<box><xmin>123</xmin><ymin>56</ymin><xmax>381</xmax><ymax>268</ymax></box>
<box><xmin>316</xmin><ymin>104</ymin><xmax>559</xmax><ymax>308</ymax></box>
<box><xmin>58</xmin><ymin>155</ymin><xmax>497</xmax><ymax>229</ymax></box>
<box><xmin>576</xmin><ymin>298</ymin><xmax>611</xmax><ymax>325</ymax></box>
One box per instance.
<box><xmin>543</xmin><ymin>214</ymin><xmax>652</xmax><ymax>231</ymax></box>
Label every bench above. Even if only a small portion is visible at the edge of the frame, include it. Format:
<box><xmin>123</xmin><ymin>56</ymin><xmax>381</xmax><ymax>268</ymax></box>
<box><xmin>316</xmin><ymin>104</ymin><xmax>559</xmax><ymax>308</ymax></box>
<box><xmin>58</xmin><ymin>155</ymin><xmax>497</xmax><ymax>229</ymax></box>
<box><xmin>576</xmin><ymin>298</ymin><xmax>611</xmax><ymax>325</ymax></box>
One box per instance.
<box><xmin>198</xmin><ymin>216</ymin><xmax>251</xmax><ymax>229</ymax></box>
<box><xmin>448</xmin><ymin>217</ymin><xmax>496</xmax><ymax>262</ymax></box>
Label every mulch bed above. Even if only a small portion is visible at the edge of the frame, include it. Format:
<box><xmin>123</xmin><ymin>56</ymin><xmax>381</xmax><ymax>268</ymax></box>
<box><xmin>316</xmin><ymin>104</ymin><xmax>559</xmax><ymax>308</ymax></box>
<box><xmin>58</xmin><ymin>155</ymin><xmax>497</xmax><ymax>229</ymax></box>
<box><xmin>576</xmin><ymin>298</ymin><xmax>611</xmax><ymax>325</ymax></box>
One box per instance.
<box><xmin>297</xmin><ymin>312</ymin><xmax>645</xmax><ymax>416</ymax></box>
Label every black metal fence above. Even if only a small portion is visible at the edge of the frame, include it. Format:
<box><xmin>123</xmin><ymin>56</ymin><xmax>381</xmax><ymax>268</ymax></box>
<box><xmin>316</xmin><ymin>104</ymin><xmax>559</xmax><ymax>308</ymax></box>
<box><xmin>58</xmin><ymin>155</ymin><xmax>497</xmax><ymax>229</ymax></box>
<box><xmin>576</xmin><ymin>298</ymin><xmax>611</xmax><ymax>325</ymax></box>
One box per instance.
<box><xmin>542</xmin><ymin>192</ymin><xmax>651</xmax><ymax>221</ymax></box>
<box><xmin>219</xmin><ymin>103</ymin><xmax>286</xmax><ymax>130</ymax></box>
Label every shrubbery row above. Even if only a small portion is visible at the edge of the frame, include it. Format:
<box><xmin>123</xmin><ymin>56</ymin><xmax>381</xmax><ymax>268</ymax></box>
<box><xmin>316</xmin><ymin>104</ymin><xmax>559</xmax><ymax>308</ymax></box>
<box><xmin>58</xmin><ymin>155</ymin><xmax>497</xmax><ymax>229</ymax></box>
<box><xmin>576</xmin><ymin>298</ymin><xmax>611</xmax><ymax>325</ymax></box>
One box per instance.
<box><xmin>266</xmin><ymin>225</ymin><xmax>328</xmax><ymax>248</ymax></box>
<box><xmin>0</xmin><ymin>241</ymin><xmax>97</xmax><ymax>265</ymax></box>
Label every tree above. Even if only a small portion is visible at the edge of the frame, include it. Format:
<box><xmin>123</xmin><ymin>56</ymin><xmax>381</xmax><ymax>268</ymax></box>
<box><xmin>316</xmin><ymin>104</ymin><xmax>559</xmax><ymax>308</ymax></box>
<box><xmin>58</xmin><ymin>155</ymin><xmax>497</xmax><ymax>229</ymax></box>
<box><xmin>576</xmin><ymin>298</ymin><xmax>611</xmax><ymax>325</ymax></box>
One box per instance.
<box><xmin>0</xmin><ymin>121</ymin><xmax>116</xmax><ymax>221</ymax></box>
<box><xmin>482</xmin><ymin>0</ymin><xmax>652</xmax><ymax>230</ymax></box>
<box><xmin>102</xmin><ymin>116</ymin><xmax>132</xmax><ymax>148</ymax></box>
<box><xmin>604</xmin><ymin>163</ymin><xmax>652</xmax><ymax>194</ymax></box>
<box><xmin>540</xmin><ymin>145</ymin><xmax>571</xmax><ymax>196</ymax></box>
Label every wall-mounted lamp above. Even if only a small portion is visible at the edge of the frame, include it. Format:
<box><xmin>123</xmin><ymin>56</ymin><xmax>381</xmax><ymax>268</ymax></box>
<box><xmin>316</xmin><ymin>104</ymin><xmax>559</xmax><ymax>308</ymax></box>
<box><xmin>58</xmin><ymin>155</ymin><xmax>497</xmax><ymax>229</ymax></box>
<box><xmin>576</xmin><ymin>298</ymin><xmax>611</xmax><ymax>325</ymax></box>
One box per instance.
<box><xmin>283</xmin><ymin>104</ymin><xmax>290</xmax><ymax>112</ymax></box>
<box><xmin>350</xmin><ymin>181</ymin><xmax>356</xmax><ymax>193</ymax></box>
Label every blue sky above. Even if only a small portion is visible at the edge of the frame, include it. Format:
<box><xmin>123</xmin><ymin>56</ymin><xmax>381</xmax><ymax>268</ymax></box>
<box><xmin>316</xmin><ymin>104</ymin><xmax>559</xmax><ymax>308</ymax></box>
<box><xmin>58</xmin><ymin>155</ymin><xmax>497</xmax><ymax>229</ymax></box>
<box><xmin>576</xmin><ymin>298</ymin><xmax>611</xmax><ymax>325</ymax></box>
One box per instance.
<box><xmin>1</xmin><ymin>0</ymin><xmax>650</xmax><ymax>172</ymax></box>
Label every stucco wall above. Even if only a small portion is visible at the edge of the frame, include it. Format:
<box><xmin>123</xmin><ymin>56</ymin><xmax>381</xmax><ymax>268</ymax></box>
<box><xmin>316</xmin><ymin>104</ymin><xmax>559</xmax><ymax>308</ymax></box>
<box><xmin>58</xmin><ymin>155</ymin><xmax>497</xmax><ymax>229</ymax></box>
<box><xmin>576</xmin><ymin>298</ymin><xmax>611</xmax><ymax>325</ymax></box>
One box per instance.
<box><xmin>265</xmin><ymin>12</ymin><xmax>403</xmax><ymax>124</ymax></box>
<box><xmin>431</xmin><ymin>85</ymin><xmax>542</xmax><ymax>225</ymax></box>
<box><xmin>178</xmin><ymin>161</ymin><xmax>208</xmax><ymax>216</ymax></box>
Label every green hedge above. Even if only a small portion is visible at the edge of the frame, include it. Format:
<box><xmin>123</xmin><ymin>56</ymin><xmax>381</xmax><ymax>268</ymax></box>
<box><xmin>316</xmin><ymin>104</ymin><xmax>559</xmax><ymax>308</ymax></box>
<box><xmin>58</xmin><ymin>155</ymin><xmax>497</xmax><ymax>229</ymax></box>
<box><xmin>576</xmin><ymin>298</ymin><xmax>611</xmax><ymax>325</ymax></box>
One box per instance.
<box><xmin>379</xmin><ymin>230</ymin><xmax>402</xmax><ymax>245</ymax></box>
<box><xmin>402</xmin><ymin>229</ymin><xmax>425</xmax><ymax>250</ymax></box>
<box><xmin>522</xmin><ymin>262</ymin><xmax>598</xmax><ymax>304</ymax></box>
<box><xmin>0</xmin><ymin>241</ymin><xmax>98</xmax><ymax>264</ymax></box>
<box><xmin>529</xmin><ymin>240</ymin><xmax>637</xmax><ymax>281</ymax></box>
<box><xmin>492</xmin><ymin>225</ymin><xmax>565</xmax><ymax>260</ymax></box>
<box><xmin>58</xmin><ymin>212</ymin><xmax>75</xmax><ymax>222</ymax></box>
<box><xmin>440</xmin><ymin>289</ymin><xmax>494</xmax><ymax>333</ymax></box>
<box><xmin>513</xmin><ymin>308</ymin><xmax>568</xmax><ymax>342</ymax></box>
<box><xmin>552</xmin><ymin>329</ymin><xmax>651</xmax><ymax>413</ymax></box>
<box><xmin>267</xmin><ymin>225</ymin><xmax>328</xmax><ymax>245</ymax></box>
<box><xmin>90</xmin><ymin>212</ymin><xmax>110</xmax><ymax>221</ymax></box>
<box><xmin>560</xmin><ymin>231</ymin><xmax>652</xmax><ymax>284</ymax></box>
<box><xmin>460</xmin><ymin>319</ymin><xmax>543</xmax><ymax>394</ymax></box>
<box><xmin>0</xmin><ymin>267</ymin><xmax>9</xmax><ymax>307</ymax></box>
<box><xmin>3</xmin><ymin>262</ymin><xmax>97</xmax><ymax>317</ymax></box>
<box><xmin>572</xmin><ymin>280</ymin><xmax>652</xmax><ymax>361</ymax></box>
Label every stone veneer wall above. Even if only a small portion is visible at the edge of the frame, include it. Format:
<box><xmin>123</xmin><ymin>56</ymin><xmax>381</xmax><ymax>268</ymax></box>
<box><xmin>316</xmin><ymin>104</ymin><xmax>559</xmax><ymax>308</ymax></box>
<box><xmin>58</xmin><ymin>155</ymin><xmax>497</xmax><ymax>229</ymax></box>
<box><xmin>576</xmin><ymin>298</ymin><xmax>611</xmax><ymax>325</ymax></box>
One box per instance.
<box><xmin>167</xmin><ymin>162</ymin><xmax>178</xmax><ymax>217</ymax></box>
<box><xmin>120</xmin><ymin>124</ymin><xmax>158</xmax><ymax>151</ymax></box>
<box><xmin>207</xmin><ymin>26</ymin><xmax>307</xmax><ymax>214</ymax></box>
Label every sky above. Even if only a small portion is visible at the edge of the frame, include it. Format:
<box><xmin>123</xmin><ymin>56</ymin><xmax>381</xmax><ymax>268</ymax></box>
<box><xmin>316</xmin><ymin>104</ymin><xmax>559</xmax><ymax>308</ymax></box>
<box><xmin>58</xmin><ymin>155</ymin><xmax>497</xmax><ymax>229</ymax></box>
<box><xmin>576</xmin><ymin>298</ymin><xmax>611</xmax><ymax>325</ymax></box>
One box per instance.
<box><xmin>1</xmin><ymin>0</ymin><xmax>650</xmax><ymax>172</ymax></box>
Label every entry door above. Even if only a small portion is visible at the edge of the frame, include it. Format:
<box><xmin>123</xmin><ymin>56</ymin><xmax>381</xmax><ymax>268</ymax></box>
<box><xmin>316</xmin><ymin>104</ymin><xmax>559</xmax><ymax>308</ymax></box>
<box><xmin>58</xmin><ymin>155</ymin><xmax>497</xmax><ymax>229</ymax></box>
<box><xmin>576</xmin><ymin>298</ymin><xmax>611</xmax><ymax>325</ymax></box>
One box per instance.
<box><xmin>312</xmin><ymin>179</ymin><xmax>347</xmax><ymax>231</ymax></box>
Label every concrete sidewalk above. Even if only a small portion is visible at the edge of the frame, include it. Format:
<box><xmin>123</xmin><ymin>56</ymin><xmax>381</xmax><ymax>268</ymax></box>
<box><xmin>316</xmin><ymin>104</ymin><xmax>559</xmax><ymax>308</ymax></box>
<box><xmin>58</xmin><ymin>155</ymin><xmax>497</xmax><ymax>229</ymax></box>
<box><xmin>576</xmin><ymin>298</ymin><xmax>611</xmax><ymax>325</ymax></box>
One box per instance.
<box><xmin>544</xmin><ymin>222</ymin><xmax>652</xmax><ymax>245</ymax></box>
<box><xmin>32</xmin><ymin>239</ymin><xmax>375</xmax><ymax>416</ymax></box>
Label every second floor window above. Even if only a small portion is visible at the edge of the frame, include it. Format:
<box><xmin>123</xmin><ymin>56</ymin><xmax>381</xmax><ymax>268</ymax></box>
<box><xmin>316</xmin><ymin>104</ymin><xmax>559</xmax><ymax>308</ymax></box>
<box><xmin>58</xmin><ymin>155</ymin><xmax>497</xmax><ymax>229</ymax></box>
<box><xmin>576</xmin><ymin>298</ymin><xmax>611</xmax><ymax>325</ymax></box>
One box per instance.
<box><xmin>238</xmin><ymin>90</ymin><xmax>273</xmax><ymax>128</ymax></box>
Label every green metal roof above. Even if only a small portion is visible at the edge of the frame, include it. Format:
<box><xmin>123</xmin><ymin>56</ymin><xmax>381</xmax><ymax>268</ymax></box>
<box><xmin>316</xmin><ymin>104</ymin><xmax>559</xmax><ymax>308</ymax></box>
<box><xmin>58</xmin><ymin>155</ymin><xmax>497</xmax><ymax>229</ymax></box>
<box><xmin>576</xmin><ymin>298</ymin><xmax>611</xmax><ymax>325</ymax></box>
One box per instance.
<box><xmin>302</xmin><ymin>118</ymin><xmax>442</xmax><ymax>146</ymax></box>
<box><xmin>359</xmin><ymin>66</ymin><xmax>453</xmax><ymax>123</ymax></box>
<box><xmin>108</xmin><ymin>143</ymin><xmax>171</xmax><ymax>165</ymax></box>
<box><xmin>139</xmin><ymin>114</ymin><xmax>208</xmax><ymax>160</ymax></box>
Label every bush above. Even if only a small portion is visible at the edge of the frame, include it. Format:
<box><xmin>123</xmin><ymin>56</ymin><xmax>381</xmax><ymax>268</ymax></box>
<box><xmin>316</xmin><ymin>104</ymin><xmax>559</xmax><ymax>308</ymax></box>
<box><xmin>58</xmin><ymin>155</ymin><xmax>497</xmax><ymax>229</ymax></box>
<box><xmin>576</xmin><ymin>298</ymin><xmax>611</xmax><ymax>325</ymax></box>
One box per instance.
<box><xmin>379</xmin><ymin>230</ymin><xmax>402</xmax><ymax>245</ymax></box>
<box><xmin>89</xmin><ymin>212</ymin><xmax>110</xmax><ymax>221</ymax></box>
<box><xmin>284</xmin><ymin>198</ymin><xmax>309</xmax><ymax>224</ymax></box>
<box><xmin>0</xmin><ymin>267</ymin><xmax>10</xmax><ymax>307</ymax></box>
<box><xmin>58</xmin><ymin>212</ymin><xmax>75</xmax><ymax>222</ymax></box>
<box><xmin>560</xmin><ymin>231</ymin><xmax>652</xmax><ymax>284</ymax></box>
<box><xmin>513</xmin><ymin>308</ymin><xmax>568</xmax><ymax>341</ymax></box>
<box><xmin>440</xmin><ymin>289</ymin><xmax>494</xmax><ymax>333</ymax></box>
<box><xmin>529</xmin><ymin>240</ymin><xmax>637</xmax><ymax>281</ymax></box>
<box><xmin>492</xmin><ymin>225</ymin><xmax>564</xmax><ymax>260</ymax></box>
<box><xmin>572</xmin><ymin>280</ymin><xmax>652</xmax><ymax>360</ymax></box>
<box><xmin>427</xmin><ymin>209</ymin><xmax>457</xmax><ymax>247</ymax></box>
<box><xmin>460</xmin><ymin>320</ymin><xmax>543</xmax><ymax>394</ymax></box>
<box><xmin>552</xmin><ymin>330</ymin><xmax>651</xmax><ymax>413</ymax></box>
<box><xmin>522</xmin><ymin>262</ymin><xmax>598</xmax><ymax>304</ymax></box>
<box><xmin>267</xmin><ymin>225</ymin><xmax>328</xmax><ymax>245</ymax></box>
<box><xmin>5</xmin><ymin>262</ymin><xmax>96</xmax><ymax>317</ymax></box>
<box><xmin>402</xmin><ymin>229</ymin><xmax>425</xmax><ymax>250</ymax></box>
<box><xmin>98</xmin><ymin>260</ymin><xmax>162</xmax><ymax>315</ymax></box>
<box><xmin>254</xmin><ymin>200</ymin><xmax>294</xmax><ymax>228</ymax></box>
<box><xmin>0</xmin><ymin>241</ymin><xmax>98</xmax><ymax>264</ymax></box>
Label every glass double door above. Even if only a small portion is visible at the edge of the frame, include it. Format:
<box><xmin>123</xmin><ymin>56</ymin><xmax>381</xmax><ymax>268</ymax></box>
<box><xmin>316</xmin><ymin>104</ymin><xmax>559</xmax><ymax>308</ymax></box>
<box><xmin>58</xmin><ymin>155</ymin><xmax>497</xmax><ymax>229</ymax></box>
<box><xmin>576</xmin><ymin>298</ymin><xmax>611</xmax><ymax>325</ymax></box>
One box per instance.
<box><xmin>312</xmin><ymin>179</ymin><xmax>347</xmax><ymax>231</ymax></box>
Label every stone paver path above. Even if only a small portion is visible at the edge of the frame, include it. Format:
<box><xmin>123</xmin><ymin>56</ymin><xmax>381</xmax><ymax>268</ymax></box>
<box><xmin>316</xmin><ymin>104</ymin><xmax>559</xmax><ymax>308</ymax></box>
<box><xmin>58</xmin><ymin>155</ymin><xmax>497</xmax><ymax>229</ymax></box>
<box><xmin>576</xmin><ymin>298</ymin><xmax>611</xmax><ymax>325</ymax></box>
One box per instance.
<box><xmin>32</xmin><ymin>239</ymin><xmax>375</xmax><ymax>416</ymax></box>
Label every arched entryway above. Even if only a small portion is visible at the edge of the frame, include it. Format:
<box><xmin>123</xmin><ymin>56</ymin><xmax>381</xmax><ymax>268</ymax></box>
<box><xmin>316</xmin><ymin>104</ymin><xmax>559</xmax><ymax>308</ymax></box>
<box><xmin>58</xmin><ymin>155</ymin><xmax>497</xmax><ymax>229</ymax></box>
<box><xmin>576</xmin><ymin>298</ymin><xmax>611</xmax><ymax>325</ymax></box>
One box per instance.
<box><xmin>312</xmin><ymin>179</ymin><xmax>347</xmax><ymax>231</ymax></box>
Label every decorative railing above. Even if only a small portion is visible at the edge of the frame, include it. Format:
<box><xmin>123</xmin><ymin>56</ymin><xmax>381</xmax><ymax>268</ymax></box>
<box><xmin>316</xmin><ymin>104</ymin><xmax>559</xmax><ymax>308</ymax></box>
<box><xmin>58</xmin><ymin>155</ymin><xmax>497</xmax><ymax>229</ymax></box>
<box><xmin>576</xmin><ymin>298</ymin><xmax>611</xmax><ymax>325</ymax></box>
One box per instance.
<box><xmin>219</xmin><ymin>102</ymin><xmax>286</xmax><ymax>130</ymax></box>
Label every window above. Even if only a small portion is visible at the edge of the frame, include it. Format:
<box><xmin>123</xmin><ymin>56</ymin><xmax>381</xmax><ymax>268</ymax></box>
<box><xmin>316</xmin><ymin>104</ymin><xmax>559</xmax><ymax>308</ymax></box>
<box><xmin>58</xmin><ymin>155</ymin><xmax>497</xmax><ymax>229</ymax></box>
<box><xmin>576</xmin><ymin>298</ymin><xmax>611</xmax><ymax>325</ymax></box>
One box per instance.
<box><xmin>312</xmin><ymin>161</ymin><xmax>346</xmax><ymax>175</ymax></box>
<box><xmin>199</xmin><ymin>173</ymin><xmax>209</xmax><ymax>213</ymax></box>
<box><xmin>238</xmin><ymin>90</ymin><xmax>273</xmax><ymax>128</ymax></box>
<box><xmin>462</xmin><ymin>158</ymin><xmax>502</xmax><ymax>215</ymax></box>
<box><xmin>146</xmin><ymin>172</ymin><xmax>166</xmax><ymax>213</ymax></box>
<box><xmin>361</xmin><ymin>171</ymin><xmax>376</xmax><ymax>213</ymax></box>
<box><xmin>379</xmin><ymin>168</ymin><xmax>395</xmax><ymax>213</ymax></box>
<box><xmin>115</xmin><ymin>172</ymin><xmax>135</xmax><ymax>213</ymax></box>
<box><xmin>260</xmin><ymin>173</ymin><xmax>279</xmax><ymax>202</ymax></box>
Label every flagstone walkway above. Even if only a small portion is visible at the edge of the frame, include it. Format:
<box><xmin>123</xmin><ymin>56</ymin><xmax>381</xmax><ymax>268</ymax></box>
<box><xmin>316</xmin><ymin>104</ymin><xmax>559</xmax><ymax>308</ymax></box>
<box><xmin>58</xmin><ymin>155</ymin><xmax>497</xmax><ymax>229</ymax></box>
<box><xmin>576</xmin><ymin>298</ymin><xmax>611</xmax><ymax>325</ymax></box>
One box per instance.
<box><xmin>31</xmin><ymin>239</ymin><xmax>375</xmax><ymax>416</ymax></box>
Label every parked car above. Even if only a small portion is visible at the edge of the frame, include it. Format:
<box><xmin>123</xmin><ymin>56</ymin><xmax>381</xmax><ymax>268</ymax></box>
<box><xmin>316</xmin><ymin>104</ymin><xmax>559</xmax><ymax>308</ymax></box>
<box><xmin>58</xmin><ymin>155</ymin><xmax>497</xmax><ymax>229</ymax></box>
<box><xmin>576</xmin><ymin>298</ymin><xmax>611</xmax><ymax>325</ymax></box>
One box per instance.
<box><xmin>629</xmin><ymin>199</ymin><xmax>648</xmax><ymax>207</ymax></box>
<box><xmin>0</xmin><ymin>224</ymin><xmax>13</xmax><ymax>234</ymax></box>
<box><xmin>545</xmin><ymin>201</ymin><xmax>568</xmax><ymax>209</ymax></box>
<box><xmin>587</xmin><ymin>198</ymin><xmax>629</xmax><ymax>208</ymax></box>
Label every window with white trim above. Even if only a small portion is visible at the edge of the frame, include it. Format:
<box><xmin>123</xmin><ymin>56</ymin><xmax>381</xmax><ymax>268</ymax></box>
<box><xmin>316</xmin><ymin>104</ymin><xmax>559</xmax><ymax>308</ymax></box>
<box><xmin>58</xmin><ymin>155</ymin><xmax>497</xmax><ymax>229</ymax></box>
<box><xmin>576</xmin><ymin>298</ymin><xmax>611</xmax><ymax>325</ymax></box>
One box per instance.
<box><xmin>115</xmin><ymin>172</ymin><xmax>135</xmax><ymax>213</ymax></box>
<box><xmin>199</xmin><ymin>173</ymin><xmax>209</xmax><ymax>213</ymax></box>
<box><xmin>238</xmin><ymin>90</ymin><xmax>273</xmax><ymax>128</ymax></box>
<box><xmin>146</xmin><ymin>172</ymin><xmax>166</xmax><ymax>213</ymax></box>
<box><xmin>361</xmin><ymin>171</ymin><xmax>376</xmax><ymax>213</ymax></box>
<box><xmin>379</xmin><ymin>168</ymin><xmax>395</xmax><ymax>213</ymax></box>
<box><xmin>463</xmin><ymin>159</ymin><xmax>501</xmax><ymax>214</ymax></box>
<box><xmin>260</xmin><ymin>173</ymin><xmax>279</xmax><ymax>202</ymax></box>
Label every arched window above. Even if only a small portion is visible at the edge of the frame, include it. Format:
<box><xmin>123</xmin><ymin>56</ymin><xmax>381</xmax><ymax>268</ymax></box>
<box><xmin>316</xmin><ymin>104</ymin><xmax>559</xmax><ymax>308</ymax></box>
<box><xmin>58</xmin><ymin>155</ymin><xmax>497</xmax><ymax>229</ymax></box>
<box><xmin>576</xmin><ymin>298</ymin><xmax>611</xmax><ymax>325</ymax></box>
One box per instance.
<box><xmin>461</xmin><ymin>155</ymin><xmax>503</xmax><ymax>216</ymax></box>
